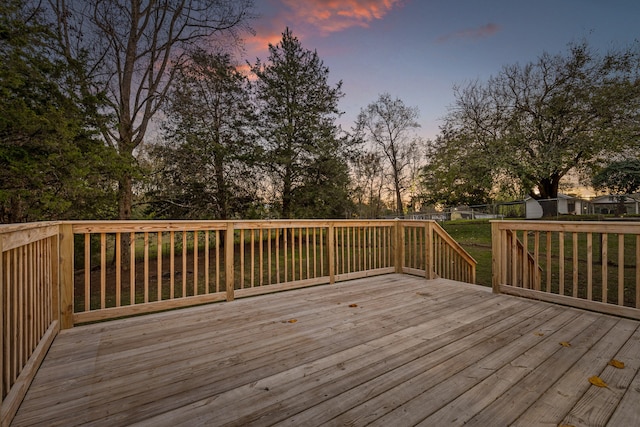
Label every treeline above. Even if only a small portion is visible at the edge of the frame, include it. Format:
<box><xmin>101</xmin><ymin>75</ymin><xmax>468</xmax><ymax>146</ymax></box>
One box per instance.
<box><xmin>3</xmin><ymin>1</ymin><xmax>640</xmax><ymax>223</ymax></box>
<box><xmin>422</xmin><ymin>42</ymin><xmax>640</xmax><ymax>207</ymax></box>
<box><xmin>1</xmin><ymin>1</ymin><xmax>423</xmax><ymax>222</ymax></box>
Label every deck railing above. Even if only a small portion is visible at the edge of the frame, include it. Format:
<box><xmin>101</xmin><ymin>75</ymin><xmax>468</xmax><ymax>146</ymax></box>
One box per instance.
<box><xmin>0</xmin><ymin>222</ymin><xmax>64</xmax><ymax>427</ymax></box>
<box><xmin>492</xmin><ymin>220</ymin><xmax>640</xmax><ymax>320</ymax></box>
<box><xmin>0</xmin><ymin>219</ymin><xmax>474</xmax><ymax>425</ymax></box>
<box><xmin>401</xmin><ymin>221</ymin><xmax>476</xmax><ymax>283</ymax></box>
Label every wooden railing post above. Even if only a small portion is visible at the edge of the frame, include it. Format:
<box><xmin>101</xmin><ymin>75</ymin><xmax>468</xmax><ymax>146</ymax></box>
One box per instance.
<box><xmin>0</xmin><ymin>236</ymin><xmax>3</xmax><ymax>401</ymax></box>
<box><xmin>328</xmin><ymin>224</ymin><xmax>335</xmax><ymax>284</ymax></box>
<box><xmin>50</xmin><ymin>231</ymin><xmax>60</xmax><ymax>323</ymax></box>
<box><xmin>225</xmin><ymin>222</ymin><xmax>235</xmax><ymax>301</ymax></box>
<box><xmin>491</xmin><ymin>221</ymin><xmax>501</xmax><ymax>294</ymax></box>
<box><xmin>425</xmin><ymin>222</ymin><xmax>434</xmax><ymax>280</ymax></box>
<box><xmin>59</xmin><ymin>223</ymin><xmax>74</xmax><ymax>329</ymax></box>
<box><xmin>395</xmin><ymin>219</ymin><xmax>404</xmax><ymax>274</ymax></box>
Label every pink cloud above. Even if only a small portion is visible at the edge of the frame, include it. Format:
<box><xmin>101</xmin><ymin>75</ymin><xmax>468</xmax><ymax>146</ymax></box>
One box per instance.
<box><xmin>280</xmin><ymin>0</ymin><xmax>405</xmax><ymax>34</ymax></box>
<box><xmin>242</xmin><ymin>0</ymin><xmax>405</xmax><ymax>64</ymax></box>
<box><xmin>437</xmin><ymin>23</ymin><xmax>501</xmax><ymax>43</ymax></box>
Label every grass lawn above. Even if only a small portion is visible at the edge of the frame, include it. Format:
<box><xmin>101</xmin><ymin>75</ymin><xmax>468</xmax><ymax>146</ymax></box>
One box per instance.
<box><xmin>441</xmin><ymin>220</ymin><xmax>493</xmax><ymax>287</ymax></box>
<box><xmin>442</xmin><ymin>218</ymin><xmax>640</xmax><ymax>307</ymax></box>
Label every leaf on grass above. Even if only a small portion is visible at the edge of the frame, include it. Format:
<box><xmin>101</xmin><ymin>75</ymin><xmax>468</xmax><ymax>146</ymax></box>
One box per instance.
<box><xmin>349</xmin><ymin>304</ymin><xmax>358</xmax><ymax>308</ymax></box>
<box><xmin>287</xmin><ymin>319</ymin><xmax>297</xmax><ymax>323</ymax></box>
<box><xmin>608</xmin><ymin>359</ymin><xmax>625</xmax><ymax>369</ymax></box>
<box><xmin>534</xmin><ymin>332</ymin><xmax>544</xmax><ymax>337</ymax></box>
<box><xmin>559</xmin><ymin>341</ymin><xmax>571</xmax><ymax>347</ymax></box>
<box><xmin>588</xmin><ymin>376</ymin><xmax>608</xmax><ymax>388</ymax></box>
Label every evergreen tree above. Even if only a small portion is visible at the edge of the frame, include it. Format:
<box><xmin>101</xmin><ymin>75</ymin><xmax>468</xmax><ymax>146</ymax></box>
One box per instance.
<box><xmin>252</xmin><ymin>28</ymin><xmax>352</xmax><ymax>219</ymax></box>
<box><xmin>0</xmin><ymin>0</ymin><xmax>116</xmax><ymax>222</ymax></box>
<box><xmin>147</xmin><ymin>49</ymin><xmax>259</xmax><ymax>219</ymax></box>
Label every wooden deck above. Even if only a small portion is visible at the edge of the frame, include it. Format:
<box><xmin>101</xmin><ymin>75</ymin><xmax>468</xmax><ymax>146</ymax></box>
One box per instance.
<box><xmin>11</xmin><ymin>274</ymin><xmax>640</xmax><ymax>426</ymax></box>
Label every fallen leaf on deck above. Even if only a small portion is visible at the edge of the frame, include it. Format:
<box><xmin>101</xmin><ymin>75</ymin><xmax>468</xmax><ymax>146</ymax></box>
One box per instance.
<box><xmin>559</xmin><ymin>341</ymin><xmax>571</xmax><ymax>347</ymax></box>
<box><xmin>349</xmin><ymin>304</ymin><xmax>358</xmax><ymax>307</ymax></box>
<box><xmin>588</xmin><ymin>376</ymin><xmax>607</xmax><ymax>388</ymax></box>
<box><xmin>534</xmin><ymin>332</ymin><xmax>544</xmax><ymax>337</ymax></box>
<box><xmin>608</xmin><ymin>359</ymin><xmax>625</xmax><ymax>369</ymax></box>
<box><xmin>287</xmin><ymin>319</ymin><xmax>297</xmax><ymax>323</ymax></box>
<box><xmin>558</xmin><ymin>424</ymin><xmax>575</xmax><ymax>427</ymax></box>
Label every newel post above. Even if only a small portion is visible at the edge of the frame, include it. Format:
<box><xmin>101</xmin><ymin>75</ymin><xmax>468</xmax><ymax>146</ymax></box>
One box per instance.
<box><xmin>425</xmin><ymin>221</ymin><xmax>435</xmax><ymax>280</ymax></box>
<box><xmin>59</xmin><ymin>223</ymin><xmax>74</xmax><ymax>328</ymax></box>
<box><xmin>394</xmin><ymin>219</ymin><xmax>404</xmax><ymax>274</ymax></box>
<box><xmin>225</xmin><ymin>222</ymin><xmax>235</xmax><ymax>301</ymax></box>
<box><xmin>491</xmin><ymin>221</ymin><xmax>501</xmax><ymax>294</ymax></box>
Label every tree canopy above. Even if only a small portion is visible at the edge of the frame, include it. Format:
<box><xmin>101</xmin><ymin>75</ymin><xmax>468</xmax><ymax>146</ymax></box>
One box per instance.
<box><xmin>592</xmin><ymin>159</ymin><xmax>640</xmax><ymax>195</ymax></box>
<box><xmin>48</xmin><ymin>0</ymin><xmax>255</xmax><ymax>219</ymax></box>
<box><xmin>432</xmin><ymin>42</ymin><xmax>640</xmax><ymax>202</ymax></box>
<box><xmin>9</xmin><ymin>2</ymin><xmax>640</xmax><ymax>223</ymax></box>
<box><xmin>420</xmin><ymin>128</ymin><xmax>494</xmax><ymax>207</ymax></box>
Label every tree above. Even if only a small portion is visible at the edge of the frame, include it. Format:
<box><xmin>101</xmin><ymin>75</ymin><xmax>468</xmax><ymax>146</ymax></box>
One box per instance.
<box><xmin>252</xmin><ymin>28</ymin><xmax>351</xmax><ymax>218</ymax></box>
<box><xmin>0</xmin><ymin>0</ymin><xmax>117</xmax><ymax>222</ymax></box>
<box><xmin>420</xmin><ymin>129</ymin><xmax>494</xmax><ymax>207</ymax></box>
<box><xmin>146</xmin><ymin>49</ymin><xmax>258</xmax><ymax>219</ymax></box>
<box><xmin>592</xmin><ymin>159</ymin><xmax>640</xmax><ymax>215</ymax></box>
<box><xmin>442</xmin><ymin>42</ymin><xmax>640</xmax><ymax>205</ymax></box>
<box><xmin>48</xmin><ymin>0</ymin><xmax>254</xmax><ymax>219</ymax></box>
<box><xmin>355</xmin><ymin>93</ymin><xmax>421</xmax><ymax>216</ymax></box>
<box><xmin>290</xmin><ymin>151</ymin><xmax>353</xmax><ymax>218</ymax></box>
<box><xmin>351</xmin><ymin>151</ymin><xmax>385</xmax><ymax>218</ymax></box>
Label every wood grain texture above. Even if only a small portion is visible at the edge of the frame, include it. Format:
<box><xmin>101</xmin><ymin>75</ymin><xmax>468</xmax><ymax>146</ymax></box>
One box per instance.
<box><xmin>11</xmin><ymin>274</ymin><xmax>640</xmax><ymax>427</ymax></box>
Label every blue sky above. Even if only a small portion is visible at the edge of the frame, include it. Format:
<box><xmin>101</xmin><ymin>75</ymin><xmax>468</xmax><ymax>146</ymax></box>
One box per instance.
<box><xmin>245</xmin><ymin>0</ymin><xmax>640</xmax><ymax>140</ymax></box>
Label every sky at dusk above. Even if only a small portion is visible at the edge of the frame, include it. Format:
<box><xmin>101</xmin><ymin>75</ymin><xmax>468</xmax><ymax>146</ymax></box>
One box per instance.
<box><xmin>242</xmin><ymin>0</ymin><xmax>640</xmax><ymax>141</ymax></box>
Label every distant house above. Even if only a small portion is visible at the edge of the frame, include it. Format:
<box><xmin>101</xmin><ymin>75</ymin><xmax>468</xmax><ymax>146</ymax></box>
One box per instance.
<box><xmin>525</xmin><ymin>194</ymin><xmax>587</xmax><ymax>219</ymax></box>
<box><xmin>588</xmin><ymin>195</ymin><xmax>640</xmax><ymax>215</ymax></box>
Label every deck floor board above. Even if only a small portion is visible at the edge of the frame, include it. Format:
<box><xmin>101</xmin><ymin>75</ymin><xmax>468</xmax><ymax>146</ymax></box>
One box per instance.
<box><xmin>11</xmin><ymin>274</ymin><xmax>640</xmax><ymax>426</ymax></box>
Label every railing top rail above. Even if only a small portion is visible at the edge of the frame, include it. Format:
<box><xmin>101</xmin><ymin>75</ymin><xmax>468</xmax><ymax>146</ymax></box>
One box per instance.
<box><xmin>397</xmin><ymin>220</ymin><xmax>439</xmax><ymax>225</ymax></box>
<box><xmin>70</xmin><ymin>219</ymin><xmax>434</xmax><ymax>233</ymax></box>
<box><xmin>0</xmin><ymin>221</ymin><xmax>61</xmax><ymax>234</ymax></box>
<box><xmin>72</xmin><ymin>221</ymin><xmax>230</xmax><ymax>233</ymax></box>
<box><xmin>0</xmin><ymin>223</ymin><xmax>60</xmax><ymax>251</ymax></box>
<box><xmin>491</xmin><ymin>220</ymin><xmax>640</xmax><ymax>234</ymax></box>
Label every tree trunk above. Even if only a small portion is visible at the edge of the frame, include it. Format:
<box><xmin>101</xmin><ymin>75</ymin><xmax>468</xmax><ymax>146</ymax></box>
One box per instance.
<box><xmin>117</xmin><ymin>125</ymin><xmax>135</xmax><ymax>220</ymax></box>
<box><xmin>616</xmin><ymin>195</ymin><xmax>626</xmax><ymax>216</ymax></box>
<box><xmin>537</xmin><ymin>175</ymin><xmax>561</xmax><ymax>199</ymax></box>
<box><xmin>118</xmin><ymin>173</ymin><xmax>133</xmax><ymax>220</ymax></box>
<box><xmin>394</xmin><ymin>175</ymin><xmax>403</xmax><ymax>217</ymax></box>
<box><xmin>537</xmin><ymin>175</ymin><xmax>562</xmax><ymax>217</ymax></box>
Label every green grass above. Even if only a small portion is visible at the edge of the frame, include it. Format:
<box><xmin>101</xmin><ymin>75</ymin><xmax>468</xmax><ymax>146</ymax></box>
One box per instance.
<box><xmin>441</xmin><ymin>220</ymin><xmax>493</xmax><ymax>287</ymax></box>
<box><xmin>441</xmin><ymin>218</ymin><xmax>640</xmax><ymax>306</ymax></box>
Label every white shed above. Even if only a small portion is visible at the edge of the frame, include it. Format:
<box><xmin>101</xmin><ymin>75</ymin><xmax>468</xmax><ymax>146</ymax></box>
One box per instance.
<box><xmin>525</xmin><ymin>197</ymin><xmax>543</xmax><ymax>219</ymax></box>
<box><xmin>525</xmin><ymin>194</ymin><xmax>585</xmax><ymax>218</ymax></box>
